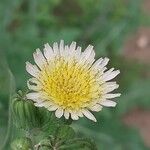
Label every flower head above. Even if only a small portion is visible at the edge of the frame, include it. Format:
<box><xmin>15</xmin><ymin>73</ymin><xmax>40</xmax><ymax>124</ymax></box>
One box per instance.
<box><xmin>26</xmin><ymin>40</ymin><xmax>120</xmax><ymax>122</ymax></box>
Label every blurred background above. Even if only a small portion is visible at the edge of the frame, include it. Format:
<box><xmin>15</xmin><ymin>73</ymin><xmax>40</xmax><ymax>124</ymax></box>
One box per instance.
<box><xmin>0</xmin><ymin>0</ymin><xmax>150</xmax><ymax>149</ymax></box>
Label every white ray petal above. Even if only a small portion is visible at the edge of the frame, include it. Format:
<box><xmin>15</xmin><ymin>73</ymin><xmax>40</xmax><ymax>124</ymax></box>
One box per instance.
<box><xmin>44</xmin><ymin>43</ymin><xmax>54</xmax><ymax>61</ymax></box>
<box><xmin>44</xmin><ymin>100</ymin><xmax>54</xmax><ymax>108</ymax></box>
<box><xmin>53</xmin><ymin>42</ymin><xmax>59</xmax><ymax>55</ymax></box>
<box><xmin>27</xmin><ymin>82</ymin><xmax>41</xmax><ymax>91</ymax></box>
<box><xmin>84</xmin><ymin>45</ymin><xmax>94</xmax><ymax>59</ymax></box>
<box><xmin>92</xmin><ymin>58</ymin><xmax>103</xmax><ymax>69</ymax></box>
<box><xmin>27</xmin><ymin>78</ymin><xmax>41</xmax><ymax>91</ymax></box>
<box><xmin>47</xmin><ymin>105</ymin><xmax>58</xmax><ymax>111</ymax></box>
<box><xmin>103</xmin><ymin>83</ymin><xmax>119</xmax><ymax>93</ymax></box>
<box><xmin>70</xmin><ymin>41</ymin><xmax>76</xmax><ymax>52</ymax></box>
<box><xmin>99</xmin><ymin>57</ymin><xmax>109</xmax><ymax>69</ymax></box>
<box><xmin>34</xmin><ymin>102</ymin><xmax>45</xmax><ymax>107</ymax></box>
<box><xmin>64</xmin><ymin>110</ymin><xmax>70</xmax><ymax>119</ymax></box>
<box><xmin>27</xmin><ymin>77</ymin><xmax>41</xmax><ymax>85</ymax></box>
<box><xmin>64</xmin><ymin>45</ymin><xmax>70</xmax><ymax>57</ymax></box>
<box><xmin>82</xmin><ymin>109</ymin><xmax>97</xmax><ymax>122</ymax></box>
<box><xmin>33</xmin><ymin>49</ymin><xmax>46</xmax><ymax>69</ymax></box>
<box><xmin>103</xmin><ymin>70</ymin><xmax>120</xmax><ymax>81</ymax></box>
<box><xmin>89</xmin><ymin>104</ymin><xmax>102</xmax><ymax>112</ymax></box>
<box><xmin>26</xmin><ymin>92</ymin><xmax>41</xmax><ymax>100</ymax></box>
<box><xmin>59</xmin><ymin>40</ymin><xmax>64</xmax><ymax>56</ymax></box>
<box><xmin>101</xmin><ymin>67</ymin><xmax>107</xmax><ymax>72</ymax></box>
<box><xmin>104</xmin><ymin>93</ymin><xmax>121</xmax><ymax>99</ymax></box>
<box><xmin>100</xmin><ymin>100</ymin><xmax>117</xmax><ymax>107</ymax></box>
<box><xmin>71</xmin><ymin>112</ymin><xmax>79</xmax><ymax>120</ymax></box>
<box><xmin>102</xmin><ymin>68</ymin><xmax>114</xmax><ymax>78</ymax></box>
<box><xmin>55</xmin><ymin>108</ymin><xmax>64</xmax><ymax>118</ymax></box>
<box><xmin>105</xmin><ymin>81</ymin><xmax>117</xmax><ymax>86</ymax></box>
<box><xmin>26</xmin><ymin>62</ymin><xmax>40</xmax><ymax>77</ymax></box>
<box><xmin>31</xmin><ymin>98</ymin><xmax>45</xmax><ymax>104</ymax></box>
<box><xmin>37</xmin><ymin>101</ymin><xmax>53</xmax><ymax>108</ymax></box>
<box><xmin>77</xmin><ymin>111</ymin><xmax>83</xmax><ymax>117</ymax></box>
<box><xmin>88</xmin><ymin>50</ymin><xmax>95</xmax><ymax>64</ymax></box>
<box><xmin>80</xmin><ymin>45</ymin><xmax>94</xmax><ymax>64</ymax></box>
<box><xmin>75</xmin><ymin>46</ymin><xmax>82</xmax><ymax>59</ymax></box>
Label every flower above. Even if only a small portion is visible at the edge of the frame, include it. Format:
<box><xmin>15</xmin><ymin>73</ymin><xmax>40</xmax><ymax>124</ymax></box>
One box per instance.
<box><xmin>26</xmin><ymin>40</ymin><xmax>120</xmax><ymax>122</ymax></box>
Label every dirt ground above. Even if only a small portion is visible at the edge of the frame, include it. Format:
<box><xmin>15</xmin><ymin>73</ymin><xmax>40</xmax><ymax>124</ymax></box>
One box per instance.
<box><xmin>122</xmin><ymin>0</ymin><xmax>150</xmax><ymax>147</ymax></box>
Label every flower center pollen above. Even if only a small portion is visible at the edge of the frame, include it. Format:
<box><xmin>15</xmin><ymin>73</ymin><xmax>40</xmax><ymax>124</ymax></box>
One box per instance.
<box><xmin>39</xmin><ymin>58</ymin><xmax>100</xmax><ymax>110</ymax></box>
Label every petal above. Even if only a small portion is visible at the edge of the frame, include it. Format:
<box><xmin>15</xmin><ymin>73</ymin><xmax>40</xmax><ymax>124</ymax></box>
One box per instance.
<box><xmin>75</xmin><ymin>46</ymin><xmax>82</xmax><ymax>59</ymax></box>
<box><xmin>47</xmin><ymin>105</ymin><xmax>58</xmax><ymax>111</ymax></box>
<box><xmin>82</xmin><ymin>109</ymin><xmax>97</xmax><ymax>122</ymax></box>
<box><xmin>92</xmin><ymin>58</ymin><xmax>103</xmax><ymax>69</ymax></box>
<box><xmin>44</xmin><ymin>101</ymin><xmax>54</xmax><ymax>108</ymax></box>
<box><xmin>59</xmin><ymin>40</ymin><xmax>64</xmax><ymax>56</ymax></box>
<box><xmin>27</xmin><ymin>78</ymin><xmax>41</xmax><ymax>91</ymax></box>
<box><xmin>55</xmin><ymin>108</ymin><xmax>64</xmax><ymax>118</ymax></box>
<box><xmin>80</xmin><ymin>45</ymin><xmax>94</xmax><ymax>63</ymax></box>
<box><xmin>33</xmin><ymin>49</ymin><xmax>46</xmax><ymax>69</ymax></box>
<box><xmin>77</xmin><ymin>111</ymin><xmax>83</xmax><ymax>117</ymax></box>
<box><xmin>85</xmin><ymin>46</ymin><xmax>95</xmax><ymax>65</ymax></box>
<box><xmin>32</xmin><ymin>98</ymin><xmax>45</xmax><ymax>103</ymax></box>
<box><xmin>64</xmin><ymin>45</ymin><xmax>70</xmax><ymax>57</ymax></box>
<box><xmin>104</xmin><ymin>93</ymin><xmax>121</xmax><ymax>99</ymax></box>
<box><xmin>97</xmin><ymin>57</ymin><xmax>109</xmax><ymax>70</ymax></box>
<box><xmin>102</xmin><ymin>68</ymin><xmax>114</xmax><ymax>78</ymax></box>
<box><xmin>35</xmin><ymin>101</ymin><xmax>53</xmax><ymax>108</ymax></box>
<box><xmin>89</xmin><ymin>104</ymin><xmax>102</xmax><ymax>112</ymax></box>
<box><xmin>26</xmin><ymin>92</ymin><xmax>41</xmax><ymax>100</ymax></box>
<box><xmin>69</xmin><ymin>41</ymin><xmax>76</xmax><ymax>51</ymax></box>
<box><xmin>53</xmin><ymin>42</ymin><xmax>59</xmax><ymax>55</ymax></box>
<box><xmin>103</xmin><ymin>70</ymin><xmax>120</xmax><ymax>81</ymax></box>
<box><xmin>70</xmin><ymin>112</ymin><xmax>79</xmax><ymax>120</ymax></box>
<box><xmin>103</xmin><ymin>83</ymin><xmax>119</xmax><ymax>93</ymax></box>
<box><xmin>26</xmin><ymin>62</ymin><xmax>40</xmax><ymax>77</ymax></box>
<box><xmin>34</xmin><ymin>102</ymin><xmax>45</xmax><ymax>107</ymax></box>
<box><xmin>44</xmin><ymin>43</ymin><xmax>54</xmax><ymax>61</ymax></box>
<box><xmin>64</xmin><ymin>110</ymin><xmax>70</xmax><ymax>119</ymax></box>
<box><xmin>101</xmin><ymin>57</ymin><xmax>109</xmax><ymax>67</ymax></box>
<box><xmin>100</xmin><ymin>100</ymin><xmax>117</xmax><ymax>107</ymax></box>
<box><xmin>84</xmin><ymin>45</ymin><xmax>94</xmax><ymax>59</ymax></box>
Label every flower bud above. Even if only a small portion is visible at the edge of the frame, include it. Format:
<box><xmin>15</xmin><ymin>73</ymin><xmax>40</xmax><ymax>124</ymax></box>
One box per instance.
<box><xmin>12</xmin><ymin>91</ymin><xmax>40</xmax><ymax>130</ymax></box>
<box><xmin>11</xmin><ymin>137</ymin><xmax>32</xmax><ymax>150</ymax></box>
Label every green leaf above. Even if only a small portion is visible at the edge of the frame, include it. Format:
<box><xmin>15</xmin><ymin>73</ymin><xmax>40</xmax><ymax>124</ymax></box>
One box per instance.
<box><xmin>56</xmin><ymin>125</ymin><xmax>75</xmax><ymax>141</ymax></box>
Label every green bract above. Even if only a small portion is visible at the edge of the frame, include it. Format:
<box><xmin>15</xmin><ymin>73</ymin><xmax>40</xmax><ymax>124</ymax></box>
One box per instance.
<box><xmin>12</xmin><ymin>93</ymin><xmax>40</xmax><ymax>130</ymax></box>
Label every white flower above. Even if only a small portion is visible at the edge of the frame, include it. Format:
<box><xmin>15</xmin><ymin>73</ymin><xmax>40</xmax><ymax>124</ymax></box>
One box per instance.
<box><xmin>26</xmin><ymin>40</ymin><xmax>121</xmax><ymax>122</ymax></box>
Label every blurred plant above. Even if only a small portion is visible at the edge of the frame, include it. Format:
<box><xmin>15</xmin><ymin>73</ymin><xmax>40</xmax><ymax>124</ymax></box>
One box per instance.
<box><xmin>0</xmin><ymin>0</ymin><xmax>142</xmax><ymax>88</ymax></box>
